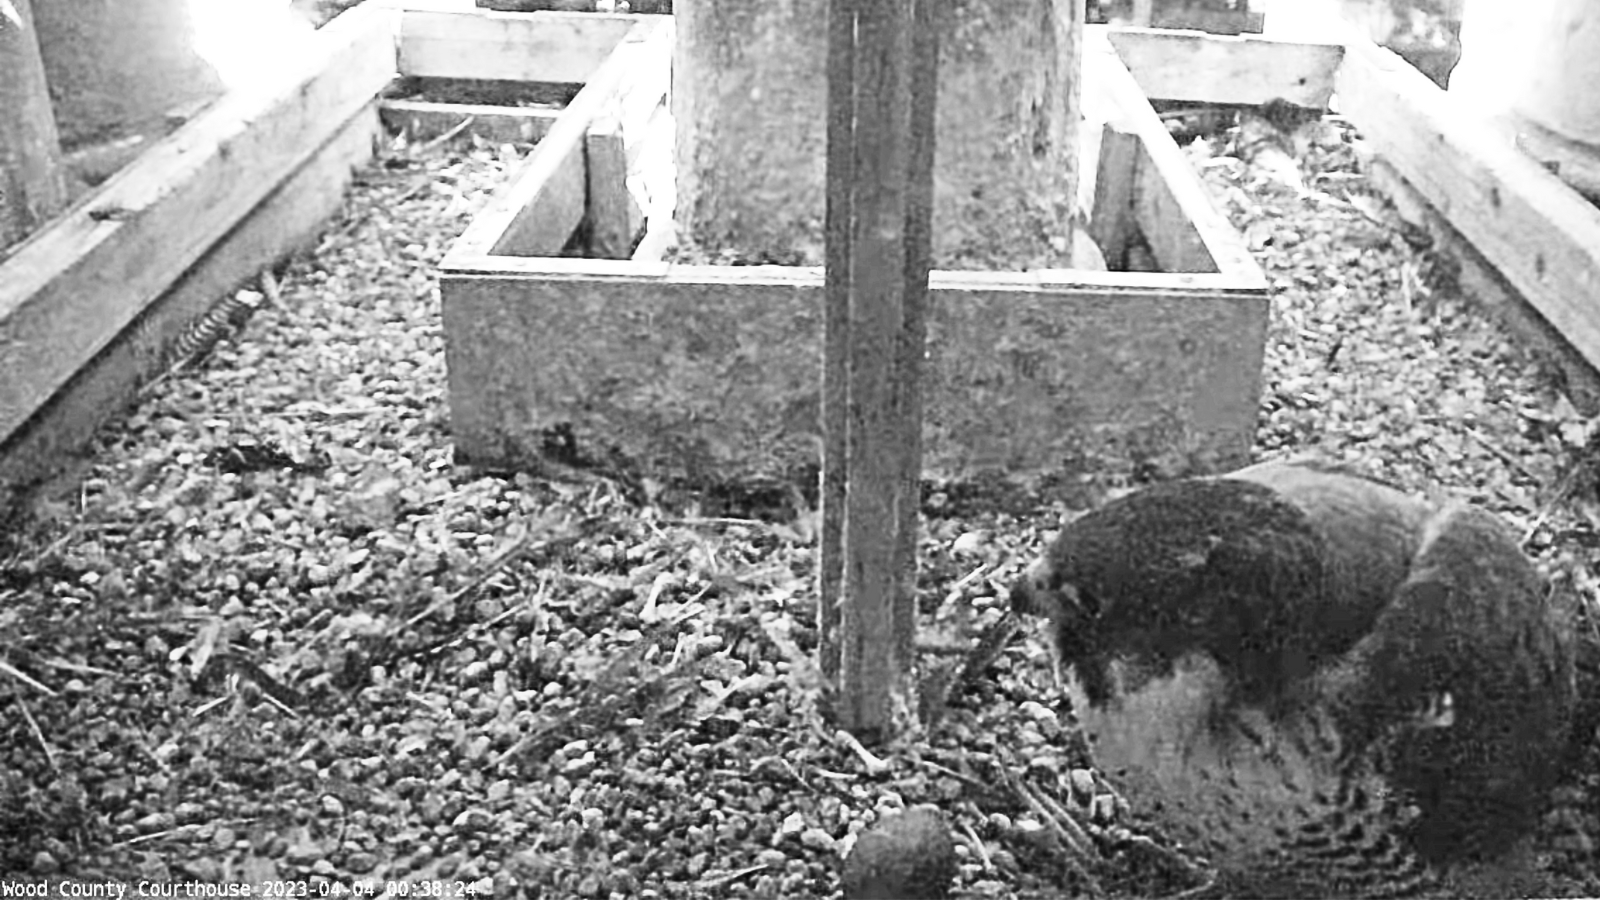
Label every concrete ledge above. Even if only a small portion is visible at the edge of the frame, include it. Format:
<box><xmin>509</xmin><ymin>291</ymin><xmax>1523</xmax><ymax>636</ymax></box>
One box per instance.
<box><xmin>442</xmin><ymin>260</ymin><xmax>1267</xmax><ymax>484</ymax></box>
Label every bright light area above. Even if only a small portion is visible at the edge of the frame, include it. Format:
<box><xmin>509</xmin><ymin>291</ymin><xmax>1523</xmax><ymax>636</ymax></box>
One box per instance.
<box><xmin>189</xmin><ymin>0</ymin><xmax>317</xmax><ymax>93</ymax></box>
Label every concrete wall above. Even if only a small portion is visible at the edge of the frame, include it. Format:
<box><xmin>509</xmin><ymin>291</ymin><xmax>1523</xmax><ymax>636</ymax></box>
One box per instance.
<box><xmin>32</xmin><ymin>0</ymin><xmax>224</xmax><ymax>149</ymax></box>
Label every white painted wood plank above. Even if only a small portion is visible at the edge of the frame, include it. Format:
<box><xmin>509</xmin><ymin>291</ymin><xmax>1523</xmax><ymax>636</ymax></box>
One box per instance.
<box><xmin>1105</xmin><ymin>27</ymin><xmax>1342</xmax><ymax>108</ymax></box>
<box><xmin>398</xmin><ymin>7</ymin><xmax>633</xmax><ymax>82</ymax></box>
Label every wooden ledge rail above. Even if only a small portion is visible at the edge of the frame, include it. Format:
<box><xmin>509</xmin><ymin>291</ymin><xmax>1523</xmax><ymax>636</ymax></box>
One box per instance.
<box><xmin>1334</xmin><ymin>36</ymin><xmax>1600</xmax><ymax>372</ymax></box>
<box><xmin>0</xmin><ymin>4</ymin><xmax>399</xmax><ymax>447</ymax></box>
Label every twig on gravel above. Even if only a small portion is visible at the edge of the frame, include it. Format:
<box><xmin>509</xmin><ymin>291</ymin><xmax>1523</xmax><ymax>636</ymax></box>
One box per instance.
<box><xmin>38</xmin><ymin>658</ymin><xmax>117</xmax><ymax>678</ymax></box>
<box><xmin>13</xmin><ymin>528</ymin><xmax>81</xmax><ymax>577</ymax></box>
<box><xmin>418</xmin><ymin>116</ymin><xmax>476</xmax><ymax>155</ymax></box>
<box><xmin>959</xmin><ymin>818</ymin><xmax>993</xmax><ymax>871</ymax></box>
<box><xmin>694</xmin><ymin>864</ymin><xmax>770</xmax><ymax>891</ymax></box>
<box><xmin>259</xmin><ymin>267</ymin><xmax>287</xmax><ymax>312</ymax></box>
<box><xmin>404</xmin><ymin>524</ymin><xmax>569</xmax><ymax>628</ymax></box>
<box><xmin>918</xmin><ymin>610</ymin><xmax>1025</xmax><ymax>728</ymax></box>
<box><xmin>1011</xmin><ymin>772</ymin><xmax>1096</xmax><ymax>857</ymax></box>
<box><xmin>115</xmin><ymin>828</ymin><xmax>184</xmax><ymax>848</ymax></box>
<box><xmin>1003</xmin><ymin>769</ymin><xmax>1105</xmax><ymax>897</ymax></box>
<box><xmin>411</xmin><ymin>587</ymin><xmax>541</xmax><ymax>661</ymax></box>
<box><xmin>1522</xmin><ymin>462</ymin><xmax>1584</xmax><ymax>547</ymax></box>
<box><xmin>949</xmin><ymin>563</ymin><xmax>991</xmax><ymax>593</ymax></box>
<box><xmin>257</xmin><ymin>689</ymin><xmax>298</xmax><ymax>719</ymax></box>
<box><xmin>1465</xmin><ymin>427</ymin><xmax>1538</xmax><ymax>483</ymax></box>
<box><xmin>666</xmin><ymin>516</ymin><xmax>771</xmax><ymax>529</ymax></box>
<box><xmin>813</xmin><ymin>767</ymin><xmax>856</xmax><ymax>781</ymax></box>
<box><xmin>191</xmin><ymin>695</ymin><xmax>228</xmax><ymax>718</ymax></box>
<box><xmin>735</xmin><ymin>754</ymin><xmax>805</xmax><ymax>784</ymax></box>
<box><xmin>912</xmin><ymin>755</ymin><xmax>998</xmax><ymax>795</ymax></box>
<box><xmin>835</xmin><ymin>728</ymin><xmax>893</xmax><ymax>776</ymax></box>
<box><xmin>14</xmin><ymin>696</ymin><xmax>58</xmax><ymax>771</ymax></box>
<box><xmin>0</xmin><ymin>658</ymin><xmax>57</xmax><ymax>696</ymax></box>
<box><xmin>955</xmin><ymin>610</ymin><xmax>1025</xmax><ymax>694</ymax></box>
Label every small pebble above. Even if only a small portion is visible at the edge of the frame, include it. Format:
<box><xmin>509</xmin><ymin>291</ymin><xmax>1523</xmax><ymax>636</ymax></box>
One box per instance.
<box><xmin>30</xmin><ymin>851</ymin><xmax>59</xmax><ymax>873</ymax></box>
<box><xmin>799</xmin><ymin>827</ymin><xmax>837</xmax><ymax>853</ymax></box>
<box><xmin>451</xmin><ymin>808</ymin><xmax>493</xmax><ymax>832</ymax></box>
<box><xmin>1069</xmin><ymin>768</ymin><xmax>1096</xmax><ymax>801</ymax></box>
<box><xmin>951</xmin><ymin>531</ymin><xmax>986</xmax><ymax>556</ymax></box>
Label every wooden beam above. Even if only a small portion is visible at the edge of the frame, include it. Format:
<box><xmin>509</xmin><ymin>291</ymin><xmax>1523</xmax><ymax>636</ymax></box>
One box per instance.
<box><xmin>597</xmin><ymin>14</ymin><xmax>671</xmax><ymax>175</ymax></box>
<box><xmin>1149</xmin><ymin>8</ymin><xmax>1264</xmax><ymax>35</ymax></box>
<box><xmin>1084</xmin><ymin>28</ymin><xmax>1264</xmax><ymax>281</ymax></box>
<box><xmin>477</xmin><ymin>0</ymin><xmax>605</xmax><ymax>9</ymax></box>
<box><xmin>488</xmin><ymin>135</ymin><xmax>586</xmax><ymax>257</ymax></box>
<box><xmin>1518</xmin><ymin>121</ymin><xmax>1600</xmax><ymax>203</ymax></box>
<box><xmin>1088</xmin><ymin>124</ymin><xmax>1141</xmax><ymax>269</ymax></box>
<box><xmin>0</xmin><ymin>4</ymin><xmax>397</xmax><ymax>448</ymax></box>
<box><xmin>584</xmin><ymin>113</ymin><xmax>642</xmax><ymax>259</ymax></box>
<box><xmin>379</xmin><ymin>99</ymin><xmax>560</xmax><ymax>143</ymax></box>
<box><xmin>397</xmin><ymin>6</ymin><xmax>634</xmax><ymax>83</ymax></box>
<box><xmin>1334</xmin><ymin>37</ymin><xmax>1600</xmax><ymax>373</ymax></box>
<box><xmin>448</xmin><ymin>17</ymin><xmax>671</xmax><ymax>258</ymax></box>
<box><xmin>1104</xmin><ymin>27</ymin><xmax>1342</xmax><ymax>108</ymax></box>
<box><xmin>454</xmin><ymin>252</ymin><xmax>1267</xmax><ymax>294</ymax></box>
<box><xmin>596</xmin><ymin>15</ymin><xmax>672</xmax><ymax>258</ymax></box>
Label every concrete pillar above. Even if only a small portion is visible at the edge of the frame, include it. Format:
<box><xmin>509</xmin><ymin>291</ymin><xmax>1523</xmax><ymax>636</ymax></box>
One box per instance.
<box><xmin>1452</xmin><ymin>0</ymin><xmax>1600</xmax><ymax>199</ymax></box>
<box><xmin>31</xmin><ymin>0</ymin><xmax>224</xmax><ymax>150</ymax></box>
<box><xmin>673</xmin><ymin>0</ymin><xmax>1081</xmax><ymax>270</ymax></box>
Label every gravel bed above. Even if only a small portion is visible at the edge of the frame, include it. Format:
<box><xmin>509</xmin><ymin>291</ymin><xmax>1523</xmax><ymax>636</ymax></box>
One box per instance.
<box><xmin>1</xmin><ymin>103</ymin><xmax>1597</xmax><ymax>898</ymax></box>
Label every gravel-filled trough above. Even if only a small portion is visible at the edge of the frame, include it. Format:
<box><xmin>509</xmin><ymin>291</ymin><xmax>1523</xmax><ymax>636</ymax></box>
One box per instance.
<box><xmin>0</xmin><ymin>2</ymin><xmax>654</xmax><ymax>513</ymax></box>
